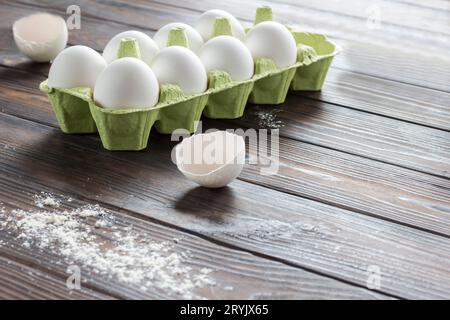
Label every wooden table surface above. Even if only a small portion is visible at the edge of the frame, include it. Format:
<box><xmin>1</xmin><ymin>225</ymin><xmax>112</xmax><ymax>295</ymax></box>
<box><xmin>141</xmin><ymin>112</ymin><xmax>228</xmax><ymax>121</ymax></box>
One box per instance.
<box><xmin>0</xmin><ymin>0</ymin><xmax>449</xmax><ymax>300</ymax></box>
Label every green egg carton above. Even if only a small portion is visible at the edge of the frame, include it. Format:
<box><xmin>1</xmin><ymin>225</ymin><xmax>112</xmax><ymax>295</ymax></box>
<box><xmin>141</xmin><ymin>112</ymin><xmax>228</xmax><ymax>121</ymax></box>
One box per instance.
<box><xmin>290</xmin><ymin>31</ymin><xmax>341</xmax><ymax>91</ymax></box>
<box><xmin>247</xmin><ymin>6</ymin><xmax>340</xmax><ymax>103</ymax></box>
<box><xmin>87</xmin><ymin>34</ymin><xmax>210</xmax><ymax>151</ymax></box>
<box><xmin>40</xmin><ymin>5</ymin><xmax>340</xmax><ymax>151</ymax></box>
<box><xmin>39</xmin><ymin>82</ymin><xmax>96</xmax><ymax>134</ymax></box>
<box><xmin>88</xmin><ymin>84</ymin><xmax>209</xmax><ymax>150</ymax></box>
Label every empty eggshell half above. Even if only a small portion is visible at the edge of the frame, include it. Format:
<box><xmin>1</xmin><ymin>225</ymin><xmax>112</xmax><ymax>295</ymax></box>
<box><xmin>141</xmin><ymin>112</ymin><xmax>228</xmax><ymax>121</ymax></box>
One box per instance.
<box><xmin>48</xmin><ymin>45</ymin><xmax>107</xmax><ymax>89</ymax></box>
<box><xmin>195</xmin><ymin>9</ymin><xmax>245</xmax><ymax>41</ymax></box>
<box><xmin>151</xmin><ymin>46</ymin><xmax>207</xmax><ymax>94</ymax></box>
<box><xmin>199</xmin><ymin>35</ymin><xmax>254</xmax><ymax>81</ymax></box>
<box><xmin>94</xmin><ymin>57</ymin><xmax>159</xmax><ymax>109</ymax></box>
<box><xmin>153</xmin><ymin>23</ymin><xmax>204</xmax><ymax>53</ymax></box>
<box><xmin>13</xmin><ymin>12</ymin><xmax>68</xmax><ymax>62</ymax></box>
<box><xmin>245</xmin><ymin>21</ymin><xmax>297</xmax><ymax>68</ymax></box>
<box><xmin>175</xmin><ymin>131</ymin><xmax>245</xmax><ymax>188</ymax></box>
<box><xmin>102</xmin><ymin>30</ymin><xmax>159</xmax><ymax>66</ymax></box>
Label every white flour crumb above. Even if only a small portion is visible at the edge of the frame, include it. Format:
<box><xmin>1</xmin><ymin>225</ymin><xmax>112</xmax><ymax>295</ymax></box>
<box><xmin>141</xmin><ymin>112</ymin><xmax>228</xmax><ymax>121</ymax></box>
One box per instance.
<box><xmin>0</xmin><ymin>194</ymin><xmax>216</xmax><ymax>299</ymax></box>
<box><xmin>94</xmin><ymin>219</ymin><xmax>108</xmax><ymax>228</ymax></box>
<box><xmin>75</xmin><ymin>204</ymin><xmax>105</xmax><ymax>218</ymax></box>
<box><xmin>224</xmin><ymin>285</ymin><xmax>234</xmax><ymax>291</ymax></box>
<box><xmin>33</xmin><ymin>192</ymin><xmax>60</xmax><ymax>208</ymax></box>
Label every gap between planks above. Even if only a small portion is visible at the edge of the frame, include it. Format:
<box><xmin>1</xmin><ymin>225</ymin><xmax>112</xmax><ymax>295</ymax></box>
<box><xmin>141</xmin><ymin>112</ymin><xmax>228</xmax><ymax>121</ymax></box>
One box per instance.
<box><xmin>8</xmin><ymin>0</ymin><xmax>450</xmax><ymax>92</ymax></box>
<box><xmin>1</xmin><ymin>67</ymin><xmax>450</xmax><ymax>238</ymax></box>
<box><xmin>0</xmin><ymin>173</ymin><xmax>392</xmax><ymax>300</ymax></box>
<box><xmin>1</xmin><ymin>111</ymin><xmax>450</xmax><ymax>299</ymax></box>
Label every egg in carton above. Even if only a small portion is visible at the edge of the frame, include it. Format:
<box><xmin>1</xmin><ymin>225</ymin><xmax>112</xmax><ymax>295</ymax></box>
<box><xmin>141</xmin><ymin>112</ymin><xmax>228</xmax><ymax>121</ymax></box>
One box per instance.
<box><xmin>39</xmin><ymin>45</ymin><xmax>106</xmax><ymax>134</ymax></box>
<box><xmin>89</xmin><ymin>33</ymin><xmax>210</xmax><ymax>151</ymax></box>
<box><xmin>246</xmin><ymin>6</ymin><xmax>341</xmax><ymax>103</ymax></box>
<box><xmin>39</xmin><ymin>5</ymin><xmax>341</xmax><ymax>151</ymax></box>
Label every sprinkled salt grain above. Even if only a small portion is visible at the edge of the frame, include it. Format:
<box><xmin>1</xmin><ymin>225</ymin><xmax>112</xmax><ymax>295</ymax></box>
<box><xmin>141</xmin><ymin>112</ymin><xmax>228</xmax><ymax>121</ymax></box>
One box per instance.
<box><xmin>0</xmin><ymin>194</ymin><xmax>216</xmax><ymax>299</ymax></box>
<box><xmin>251</xmin><ymin>107</ymin><xmax>284</xmax><ymax>129</ymax></box>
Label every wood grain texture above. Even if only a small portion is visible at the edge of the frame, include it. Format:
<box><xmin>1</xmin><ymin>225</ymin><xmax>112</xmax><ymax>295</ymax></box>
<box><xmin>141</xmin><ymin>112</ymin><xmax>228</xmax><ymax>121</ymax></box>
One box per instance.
<box><xmin>3</xmin><ymin>1</ymin><xmax>450</xmax><ymax>129</ymax></box>
<box><xmin>301</xmin><ymin>68</ymin><xmax>450</xmax><ymax>131</ymax></box>
<box><xmin>1</xmin><ymin>0</ymin><xmax>450</xmax><ymax>300</ymax></box>
<box><xmin>9</xmin><ymin>0</ymin><xmax>450</xmax><ymax>91</ymax></box>
<box><xmin>3</xmin><ymin>1</ymin><xmax>449</xmax><ymax>134</ymax></box>
<box><xmin>265</xmin><ymin>0</ymin><xmax>450</xmax><ymax>36</ymax></box>
<box><xmin>391</xmin><ymin>0</ymin><xmax>450</xmax><ymax>11</ymax></box>
<box><xmin>0</xmin><ymin>176</ymin><xmax>388</xmax><ymax>300</ymax></box>
<box><xmin>0</xmin><ymin>111</ymin><xmax>449</xmax><ymax>299</ymax></box>
<box><xmin>0</xmin><ymin>256</ymin><xmax>115</xmax><ymax>300</ymax></box>
<box><xmin>143</xmin><ymin>0</ymin><xmax>450</xmax><ymax>91</ymax></box>
<box><xmin>237</xmin><ymin>98</ymin><xmax>450</xmax><ymax>179</ymax></box>
<box><xmin>2</xmin><ymin>53</ymin><xmax>450</xmax><ymax>182</ymax></box>
<box><xmin>2</xmin><ymin>63</ymin><xmax>450</xmax><ymax>235</ymax></box>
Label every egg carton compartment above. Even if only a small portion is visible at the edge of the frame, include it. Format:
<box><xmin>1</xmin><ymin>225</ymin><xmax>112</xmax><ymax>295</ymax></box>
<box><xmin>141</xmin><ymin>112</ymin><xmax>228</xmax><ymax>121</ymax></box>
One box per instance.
<box><xmin>39</xmin><ymin>83</ymin><xmax>96</xmax><ymax>134</ymax></box>
<box><xmin>40</xmin><ymin>6</ymin><xmax>340</xmax><ymax>151</ymax></box>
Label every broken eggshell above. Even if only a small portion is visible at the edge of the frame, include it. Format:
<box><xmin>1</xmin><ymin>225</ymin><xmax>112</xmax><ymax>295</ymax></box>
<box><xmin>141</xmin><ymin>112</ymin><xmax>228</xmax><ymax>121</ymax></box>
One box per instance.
<box><xmin>13</xmin><ymin>12</ymin><xmax>68</xmax><ymax>62</ymax></box>
<box><xmin>175</xmin><ymin>131</ymin><xmax>245</xmax><ymax>188</ymax></box>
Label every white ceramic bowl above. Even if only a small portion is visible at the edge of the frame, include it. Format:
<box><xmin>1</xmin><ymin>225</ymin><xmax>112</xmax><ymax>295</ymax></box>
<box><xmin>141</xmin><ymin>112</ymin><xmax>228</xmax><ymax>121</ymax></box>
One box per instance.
<box><xmin>175</xmin><ymin>131</ymin><xmax>245</xmax><ymax>188</ymax></box>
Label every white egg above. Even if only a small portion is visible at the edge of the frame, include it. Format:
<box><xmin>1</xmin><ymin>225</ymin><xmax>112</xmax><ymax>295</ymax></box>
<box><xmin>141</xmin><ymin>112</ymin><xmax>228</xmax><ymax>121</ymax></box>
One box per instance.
<box><xmin>175</xmin><ymin>130</ymin><xmax>245</xmax><ymax>188</ymax></box>
<box><xmin>48</xmin><ymin>45</ymin><xmax>107</xmax><ymax>89</ymax></box>
<box><xmin>199</xmin><ymin>36</ymin><xmax>254</xmax><ymax>81</ymax></box>
<box><xmin>153</xmin><ymin>23</ymin><xmax>204</xmax><ymax>53</ymax></box>
<box><xmin>195</xmin><ymin>9</ymin><xmax>245</xmax><ymax>41</ymax></box>
<box><xmin>94</xmin><ymin>57</ymin><xmax>159</xmax><ymax>109</ymax></box>
<box><xmin>13</xmin><ymin>12</ymin><xmax>68</xmax><ymax>63</ymax></box>
<box><xmin>102</xmin><ymin>30</ymin><xmax>159</xmax><ymax>65</ymax></box>
<box><xmin>151</xmin><ymin>46</ymin><xmax>207</xmax><ymax>94</ymax></box>
<box><xmin>245</xmin><ymin>21</ymin><xmax>297</xmax><ymax>68</ymax></box>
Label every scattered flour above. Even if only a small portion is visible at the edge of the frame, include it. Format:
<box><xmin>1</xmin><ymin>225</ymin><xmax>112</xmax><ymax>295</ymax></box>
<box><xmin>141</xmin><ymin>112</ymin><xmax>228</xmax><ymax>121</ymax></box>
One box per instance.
<box><xmin>0</xmin><ymin>193</ymin><xmax>216</xmax><ymax>299</ymax></box>
<box><xmin>33</xmin><ymin>192</ymin><xmax>61</xmax><ymax>208</ymax></box>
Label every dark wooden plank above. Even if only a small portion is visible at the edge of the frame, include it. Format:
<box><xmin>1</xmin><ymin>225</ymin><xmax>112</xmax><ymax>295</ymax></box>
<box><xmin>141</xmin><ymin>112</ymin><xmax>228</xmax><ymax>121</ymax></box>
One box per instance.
<box><xmin>301</xmin><ymin>68</ymin><xmax>450</xmax><ymax>131</ymax></box>
<box><xmin>238</xmin><ymin>97</ymin><xmax>450</xmax><ymax>179</ymax></box>
<box><xmin>241</xmin><ymin>134</ymin><xmax>450</xmax><ymax>236</ymax></box>
<box><xmin>141</xmin><ymin>0</ymin><xmax>450</xmax><ymax>91</ymax></box>
<box><xmin>3</xmin><ymin>0</ymin><xmax>450</xmax><ymax>127</ymax></box>
<box><xmin>2</xmin><ymin>52</ymin><xmax>450</xmax><ymax>180</ymax></box>
<box><xmin>2</xmin><ymin>65</ymin><xmax>450</xmax><ymax>236</ymax></box>
<box><xmin>0</xmin><ymin>177</ymin><xmax>388</xmax><ymax>300</ymax></box>
<box><xmin>8</xmin><ymin>0</ymin><xmax>450</xmax><ymax>91</ymax></box>
<box><xmin>391</xmin><ymin>0</ymin><xmax>450</xmax><ymax>11</ymax></box>
<box><xmin>265</xmin><ymin>0</ymin><xmax>450</xmax><ymax>36</ymax></box>
<box><xmin>3</xmin><ymin>0</ymin><xmax>450</xmax><ymax>298</ymax></box>
<box><xmin>0</xmin><ymin>112</ymin><xmax>449</xmax><ymax>299</ymax></box>
<box><xmin>0</xmin><ymin>255</ymin><xmax>115</xmax><ymax>299</ymax></box>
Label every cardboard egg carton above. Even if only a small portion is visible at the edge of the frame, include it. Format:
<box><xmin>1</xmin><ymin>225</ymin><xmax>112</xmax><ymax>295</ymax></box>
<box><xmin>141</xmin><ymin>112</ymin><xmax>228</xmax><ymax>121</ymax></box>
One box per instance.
<box><xmin>40</xmin><ymin>6</ymin><xmax>340</xmax><ymax>151</ymax></box>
